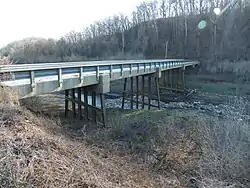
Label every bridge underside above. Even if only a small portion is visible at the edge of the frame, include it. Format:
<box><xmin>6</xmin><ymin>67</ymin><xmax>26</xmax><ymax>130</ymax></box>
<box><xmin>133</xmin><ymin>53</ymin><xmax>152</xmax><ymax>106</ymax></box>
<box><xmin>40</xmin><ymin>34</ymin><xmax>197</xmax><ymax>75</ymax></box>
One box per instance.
<box><xmin>64</xmin><ymin>66</ymin><xmax>197</xmax><ymax>126</ymax></box>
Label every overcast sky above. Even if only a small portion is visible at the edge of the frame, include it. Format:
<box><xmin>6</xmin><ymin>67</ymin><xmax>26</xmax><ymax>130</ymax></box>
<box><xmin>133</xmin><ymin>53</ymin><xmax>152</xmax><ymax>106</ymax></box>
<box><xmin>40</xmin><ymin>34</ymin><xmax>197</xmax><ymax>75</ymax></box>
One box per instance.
<box><xmin>0</xmin><ymin>0</ymin><xmax>144</xmax><ymax>47</ymax></box>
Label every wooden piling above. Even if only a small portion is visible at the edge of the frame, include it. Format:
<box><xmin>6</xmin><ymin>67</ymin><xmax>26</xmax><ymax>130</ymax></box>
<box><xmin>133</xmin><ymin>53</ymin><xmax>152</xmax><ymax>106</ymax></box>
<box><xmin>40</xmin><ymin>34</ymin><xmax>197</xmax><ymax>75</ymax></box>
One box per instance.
<box><xmin>172</xmin><ymin>69</ymin><xmax>177</xmax><ymax>93</ymax></box>
<box><xmin>164</xmin><ymin>71</ymin><xmax>168</xmax><ymax>87</ymax></box>
<box><xmin>71</xmin><ymin>88</ymin><xmax>76</xmax><ymax>118</ymax></box>
<box><xmin>100</xmin><ymin>93</ymin><xmax>107</xmax><ymax>126</ymax></box>
<box><xmin>155</xmin><ymin>78</ymin><xmax>161</xmax><ymax>110</ymax></box>
<box><xmin>136</xmin><ymin>76</ymin><xmax>139</xmax><ymax>109</ymax></box>
<box><xmin>181</xmin><ymin>66</ymin><xmax>185</xmax><ymax>91</ymax></box>
<box><xmin>174</xmin><ymin>69</ymin><xmax>177</xmax><ymax>91</ymax></box>
<box><xmin>64</xmin><ymin>84</ymin><xmax>107</xmax><ymax>126</ymax></box>
<box><xmin>83</xmin><ymin>87</ymin><xmax>89</xmax><ymax>119</ymax></box>
<box><xmin>130</xmin><ymin>77</ymin><xmax>133</xmax><ymax>109</ymax></box>
<box><xmin>77</xmin><ymin>88</ymin><xmax>82</xmax><ymax>120</ymax></box>
<box><xmin>122</xmin><ymin>78</ymin><xmax>127</xmax><ymax>109</ymax></box>
<box><xmin>142</xmin><ymin>76</ymin><xmax>145</xmax><ymax>109</ymax></box>
<box><xmin>148</xmin><ymin>76</ymin><xmax>151</xmax><ymax>110</ymax></box>
<box><xmin>65</xmin><ymin>90</ymin><xmax>69</xmax><ymax>117</ymax></box>
<box><xmin>92</xmin><ymin>91</ymin><xmax>97</xmax><ymax>123</ymax></box>
<box><xmin>176</xmin><ymin>68</ymin><xmax>180</xmax><ymax>90</ymax></box>
<box><xmin>169</xmin><ymin>70</ymin><xmax>172</xmax><ymax>89</ymax></box>
<box><xmin>175</xmin><ymin>69</ymin><xmax>179</xmax><ymax>92</ymax></box>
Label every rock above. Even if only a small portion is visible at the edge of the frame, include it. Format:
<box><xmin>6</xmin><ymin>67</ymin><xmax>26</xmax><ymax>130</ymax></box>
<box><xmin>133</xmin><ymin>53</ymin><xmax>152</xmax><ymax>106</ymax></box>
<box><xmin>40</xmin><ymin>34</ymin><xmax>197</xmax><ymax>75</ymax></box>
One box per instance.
<box><xmin>215</xmin><ymin>109</ymin><xmax>222</xmax><ymax>115</ymax></box>
<box><xmin>103</xmin><ymin>95</ymin><xmax>249</xmax><ymax>120</ymax></box>
<box><xmin>193</xmin><ymin>101</ymin><xmax>200</xmax><ymax>106</ymax></box>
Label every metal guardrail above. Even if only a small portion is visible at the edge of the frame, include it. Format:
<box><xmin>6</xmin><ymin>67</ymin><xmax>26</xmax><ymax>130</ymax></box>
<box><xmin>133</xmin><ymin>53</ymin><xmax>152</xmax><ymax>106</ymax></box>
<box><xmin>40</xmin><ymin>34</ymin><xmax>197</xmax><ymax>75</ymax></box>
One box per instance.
<box><xmin>0</xmin><ymin>59</ymin><xmax>199</xmax><ymax>79</ymax></box>
<box><xmin>0</xmin><ymin>59</ymin><xmax>199</xmax><ymax>98</ymax></box>
<box><xmin>0</xmin><ymin>59</ymin><xmax>189</xmax><ymax>72</ymax></box>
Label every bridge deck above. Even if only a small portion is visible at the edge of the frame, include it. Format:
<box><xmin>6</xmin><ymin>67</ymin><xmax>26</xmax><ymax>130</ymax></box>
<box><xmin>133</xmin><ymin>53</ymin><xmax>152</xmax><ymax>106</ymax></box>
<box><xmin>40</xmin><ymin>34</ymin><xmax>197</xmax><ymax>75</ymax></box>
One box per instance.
<box><xmin>0</xmin><ymin>59</ymin><xmax>199</xmax><ymax>98</ymax></box>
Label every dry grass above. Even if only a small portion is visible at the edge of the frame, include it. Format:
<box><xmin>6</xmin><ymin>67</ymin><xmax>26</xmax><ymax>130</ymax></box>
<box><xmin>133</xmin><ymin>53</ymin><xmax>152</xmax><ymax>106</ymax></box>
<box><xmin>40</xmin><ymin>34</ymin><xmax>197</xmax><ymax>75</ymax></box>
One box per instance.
<box><xmin>18</xmin><ymin>92</ymin><xmax>250</xmax><ymax>187</ymax></box>
<box><xmin>196</xmin><ymin>102</ymin><xmax>250</xmax><ymax>187</ymax></box>
<box><xmin>1</xmin><ymin>95</ymin><xmax>249</xmax><ymax>187</ymax></box>
<box><xmin>78</xmin><ymin>107</ymin><xmax>250</xmax><ymax>188</ymax></box>
<box><xmin>0</xmin><ymin>86</ymin><xmax>19</xmax><ymax>105</ymax></box>
<box><xmin>0</xmin><ymin>104</ymin><xmax>179</xmax><ymax>188</ymax></box>
<box><xmin>0</xmin><ymin>57</ymin><xmax>20</xmax><ymax>105</ymax></box>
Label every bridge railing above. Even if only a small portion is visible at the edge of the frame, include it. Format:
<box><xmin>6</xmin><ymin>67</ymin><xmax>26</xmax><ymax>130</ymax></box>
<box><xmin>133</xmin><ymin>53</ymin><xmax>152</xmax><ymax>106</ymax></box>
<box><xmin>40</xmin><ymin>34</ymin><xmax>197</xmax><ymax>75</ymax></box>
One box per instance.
<box><xmin>0</xmin><ymin>59</ymin><xmax>199</xmax><ymax>98</ymax></box>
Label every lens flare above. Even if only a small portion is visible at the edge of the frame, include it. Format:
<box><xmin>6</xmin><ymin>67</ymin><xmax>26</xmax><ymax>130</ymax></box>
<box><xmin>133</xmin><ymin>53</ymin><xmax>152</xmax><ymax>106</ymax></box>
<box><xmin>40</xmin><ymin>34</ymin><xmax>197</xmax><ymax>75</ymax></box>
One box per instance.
<box><xmin>213</xmin><ymin>8</ymin><xmax>221</xmax><ymax>15</ymax></box>
<box><xmin>198</xmin><ymin>20</ymin><xmax>207</xmax><ymax>30</ymax></box>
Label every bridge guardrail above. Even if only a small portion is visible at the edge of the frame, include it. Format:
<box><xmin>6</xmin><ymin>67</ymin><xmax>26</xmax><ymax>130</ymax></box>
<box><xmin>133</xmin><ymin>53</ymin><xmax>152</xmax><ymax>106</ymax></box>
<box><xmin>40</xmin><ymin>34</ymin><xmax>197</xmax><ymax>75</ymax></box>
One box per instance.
<box><xmin>0</xmin><ymin>59</ymin><xmax>199</xmax><ymax>98</ymax></box>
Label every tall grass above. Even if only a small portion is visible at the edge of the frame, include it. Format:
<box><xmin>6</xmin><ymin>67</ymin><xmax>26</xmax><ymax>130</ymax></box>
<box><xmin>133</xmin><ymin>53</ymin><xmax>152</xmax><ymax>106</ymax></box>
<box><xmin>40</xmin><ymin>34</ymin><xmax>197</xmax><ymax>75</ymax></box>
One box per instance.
<box><xmin>89</xmin><ymin>106</ymin><xmax>250</xmax><ymax>187</ymax></box>
<box><xmin>196</xmin><ymin>98</ymin><xmax>250</xmax><ymax>187</ymax></box>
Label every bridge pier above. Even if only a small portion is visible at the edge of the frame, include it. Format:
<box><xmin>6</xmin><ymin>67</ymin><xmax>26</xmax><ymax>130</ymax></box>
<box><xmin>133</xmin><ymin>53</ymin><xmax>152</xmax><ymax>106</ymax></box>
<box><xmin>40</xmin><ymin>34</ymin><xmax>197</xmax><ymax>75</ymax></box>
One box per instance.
<box><xmin>63</xmin><ymin>65</ymin><xmax>191</xmax><ymax>125</ymax></box>
<box><xmin>64</xmin><ymin>73</ymin><xmax>110</xmax><ymax>126</ymax></box>
<box><xmin>160</xmin><ymin>66</ymin><xmax>186</xmax><ymax>94</ymax></box>
<box><xmin>121</xmin><ymin>68</ymin><xmax>161</xmax><ymax>110</ymax></box>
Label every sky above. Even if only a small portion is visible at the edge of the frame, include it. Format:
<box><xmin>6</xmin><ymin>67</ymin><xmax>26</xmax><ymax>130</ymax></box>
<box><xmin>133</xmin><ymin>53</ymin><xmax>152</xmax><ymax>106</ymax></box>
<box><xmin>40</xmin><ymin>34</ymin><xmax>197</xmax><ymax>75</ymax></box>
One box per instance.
<box><xmin>0</xmin><ymin>0</ymin><xmax>144</xmax><ymax>48</ymax></box>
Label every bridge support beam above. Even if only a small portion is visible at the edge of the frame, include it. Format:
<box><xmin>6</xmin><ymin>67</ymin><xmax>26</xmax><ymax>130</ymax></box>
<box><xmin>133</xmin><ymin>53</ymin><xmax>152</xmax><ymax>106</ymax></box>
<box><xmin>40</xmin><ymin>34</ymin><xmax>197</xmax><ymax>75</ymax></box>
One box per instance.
<box><xmin>64</xmin><ymin>73</ymin><xmax>110</xmax><ymax>126</ymax></box>
<box><xmin>121</xmin><ymin>68</ymin><xmax>161</xmax><ymax>110</ymax></box>
<box><xmin>159</xmin><ymin>66</ymin><xmax>186</xmax><ymax>94</ymax></box>
<box><xmin>65</xmin><ymin>90</ymin><xmax>69</xmax><ymax>117</ymax></box>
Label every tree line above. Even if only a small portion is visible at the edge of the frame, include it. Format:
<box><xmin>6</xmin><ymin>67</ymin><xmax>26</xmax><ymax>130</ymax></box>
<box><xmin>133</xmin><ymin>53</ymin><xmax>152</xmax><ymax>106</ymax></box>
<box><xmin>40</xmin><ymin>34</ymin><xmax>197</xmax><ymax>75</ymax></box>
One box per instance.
<box><xmin>1</xmin><ymin>0</ymin><xmax>249</xmax><ymax>64</ymax></box>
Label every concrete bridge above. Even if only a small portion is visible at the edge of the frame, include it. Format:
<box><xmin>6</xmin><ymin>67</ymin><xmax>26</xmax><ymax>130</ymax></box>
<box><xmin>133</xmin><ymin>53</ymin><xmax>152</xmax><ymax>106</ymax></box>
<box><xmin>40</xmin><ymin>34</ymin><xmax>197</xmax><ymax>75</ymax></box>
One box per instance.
<box><xmin>0</xmin><ymin>59</ymin><xmax>199</xmax><ymax>125</ymax></box>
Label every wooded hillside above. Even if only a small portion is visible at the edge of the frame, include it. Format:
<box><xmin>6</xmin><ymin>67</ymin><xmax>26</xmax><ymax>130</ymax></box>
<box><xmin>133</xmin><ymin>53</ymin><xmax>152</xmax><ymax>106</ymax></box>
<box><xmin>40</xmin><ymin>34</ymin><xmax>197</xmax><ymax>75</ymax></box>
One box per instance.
<box><xmin>1</xmin><ymin>0</ymin><xmax>249</xmax><ymax>63</ymax></box>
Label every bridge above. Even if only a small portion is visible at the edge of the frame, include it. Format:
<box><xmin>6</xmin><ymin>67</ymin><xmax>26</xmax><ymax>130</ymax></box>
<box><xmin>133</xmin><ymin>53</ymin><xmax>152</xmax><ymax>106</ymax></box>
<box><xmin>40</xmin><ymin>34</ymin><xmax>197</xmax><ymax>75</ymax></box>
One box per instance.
<box><xmin>0</xmin><ymin>59</ymin><xmax>199</xmax><ymax>125</ymax></box>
